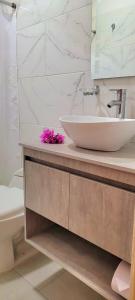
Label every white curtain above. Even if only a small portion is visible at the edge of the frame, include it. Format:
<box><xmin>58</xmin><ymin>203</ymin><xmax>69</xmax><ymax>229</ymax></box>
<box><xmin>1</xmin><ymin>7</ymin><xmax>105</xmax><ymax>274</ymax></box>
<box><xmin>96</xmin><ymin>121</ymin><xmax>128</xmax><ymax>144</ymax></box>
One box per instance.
<box><xmin>0</xmin><ymin>4</ymin><xmax>20</xmax><ymax>184</ymax></box>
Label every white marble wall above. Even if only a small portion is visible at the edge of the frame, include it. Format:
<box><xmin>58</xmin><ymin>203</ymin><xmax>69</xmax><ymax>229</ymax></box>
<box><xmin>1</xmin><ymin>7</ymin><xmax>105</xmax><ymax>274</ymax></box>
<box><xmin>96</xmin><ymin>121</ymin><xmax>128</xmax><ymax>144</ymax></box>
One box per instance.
<box><xmin>17</xmin><ymin>0</ymin><xmax>135</xmax><ymax>144</ymax></box>
<box><xmin>17</xmin><ymin>0</ymin><xmax>93</xmax><ymax>142</ymax></box>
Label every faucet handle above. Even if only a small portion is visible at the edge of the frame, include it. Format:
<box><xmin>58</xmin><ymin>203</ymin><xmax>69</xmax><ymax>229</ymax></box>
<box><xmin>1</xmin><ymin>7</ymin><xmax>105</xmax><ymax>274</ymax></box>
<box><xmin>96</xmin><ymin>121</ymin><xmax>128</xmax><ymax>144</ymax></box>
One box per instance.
<box><xmin>109</xmin><ymin>89</ymin><xmax>123</xmax><ymax>100</ymax></box>
<box><xmin>109</xmin><ymin>88</ymin><xmax>127</xmax><ymax>92</ymax></box>
<box><xmin>109</xmin><ymin>88</ymin><xmax>122</xmax><ymax>92</ymax></box>
<box><xmin>109</xmin><ymin>89</ymin><xmax>127</xmax><ymax>98</ymax></box>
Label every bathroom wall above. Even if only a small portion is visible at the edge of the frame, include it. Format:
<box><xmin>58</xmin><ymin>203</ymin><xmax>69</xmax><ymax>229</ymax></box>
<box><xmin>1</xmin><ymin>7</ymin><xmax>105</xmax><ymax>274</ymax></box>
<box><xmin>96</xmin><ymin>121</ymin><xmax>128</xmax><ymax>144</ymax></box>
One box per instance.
<box><xmin>17</xmin><ymin>0</ymin><xmax>135</xmax><ymax>143</ymax></box>
<box><xmin>17</xmin><ymin>0</ymin><xmax>95</xmax><ymax>142</ymax></box>
<box><xmin>0</xmin><ymin>3</ymin><xmax>21</xmax><ymax>184</ymax></box>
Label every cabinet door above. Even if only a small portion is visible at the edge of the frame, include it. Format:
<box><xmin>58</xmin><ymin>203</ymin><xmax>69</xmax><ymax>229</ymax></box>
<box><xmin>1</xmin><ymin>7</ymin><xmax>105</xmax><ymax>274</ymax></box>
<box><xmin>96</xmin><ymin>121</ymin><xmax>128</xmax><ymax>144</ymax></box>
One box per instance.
<box><xmin>69</xmin><ymin>174</ymin><xmax>135</xmax><ymax>262</ymax></box>
<box><xmin>25</xmin><ymin>160</ymin><xmax>69</xmax><ymax>229</ymax></box>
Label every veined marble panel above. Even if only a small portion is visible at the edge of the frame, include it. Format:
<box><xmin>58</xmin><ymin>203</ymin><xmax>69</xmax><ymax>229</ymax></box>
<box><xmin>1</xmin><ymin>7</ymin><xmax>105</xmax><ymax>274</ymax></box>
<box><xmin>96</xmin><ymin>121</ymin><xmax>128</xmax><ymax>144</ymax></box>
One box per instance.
<box><xmin>17</xmin><ymin>6</ymin><xmax>91</xmax><ymax>77</ymax></box>
<box><xmin>18</xmin><ymin>73</ymin><xmax>85</xmax><ymax>128</ymax></box>
<box><xmin>17</xmin><ymin>0</ymin><xmax>91</xmax><ymax>30</ymax></box>
<box><xmin>46</xmin><ymin>6</ymin><xmax>91</xmax><ymax>75</ymax></box>
<box><xmin>17</xmin><ymin>22</ymin><xmax>46</xmax><ymax>78</ymax></box>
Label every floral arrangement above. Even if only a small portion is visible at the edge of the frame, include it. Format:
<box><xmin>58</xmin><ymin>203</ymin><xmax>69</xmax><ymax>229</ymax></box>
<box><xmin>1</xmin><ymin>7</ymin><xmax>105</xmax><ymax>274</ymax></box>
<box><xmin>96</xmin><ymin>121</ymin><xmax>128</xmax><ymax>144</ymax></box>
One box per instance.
<box><xmin>40</xmin><ymin>128</ymin><xmax>65</xmax><ymax>144</ymax></box>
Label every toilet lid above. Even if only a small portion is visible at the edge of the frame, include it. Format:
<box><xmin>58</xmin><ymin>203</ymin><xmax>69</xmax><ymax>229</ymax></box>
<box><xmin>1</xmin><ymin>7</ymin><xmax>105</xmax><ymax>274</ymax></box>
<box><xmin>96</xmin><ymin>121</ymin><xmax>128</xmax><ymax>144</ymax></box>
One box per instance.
<box><xmin>0</xmin><ymin>186</ymin><xmax>24</xmax><ymax>220</ymax></box>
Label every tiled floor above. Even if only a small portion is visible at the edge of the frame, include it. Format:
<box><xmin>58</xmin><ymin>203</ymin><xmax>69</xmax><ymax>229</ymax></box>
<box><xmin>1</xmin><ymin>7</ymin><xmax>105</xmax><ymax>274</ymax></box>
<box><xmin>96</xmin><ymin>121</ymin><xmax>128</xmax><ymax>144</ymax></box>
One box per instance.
<box><xmin>0</xmin><ymin>253</ymin><xmax>105</xmax><ymax>300</ymax></box>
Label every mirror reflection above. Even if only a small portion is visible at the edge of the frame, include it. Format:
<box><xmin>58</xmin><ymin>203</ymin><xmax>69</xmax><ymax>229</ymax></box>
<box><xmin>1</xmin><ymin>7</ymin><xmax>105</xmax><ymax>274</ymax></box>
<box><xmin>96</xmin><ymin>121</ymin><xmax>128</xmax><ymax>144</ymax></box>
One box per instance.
<box><xmin>91</xmin><ymin>0</ymin><xmax>135</xmax><ymax>79</ymax></box>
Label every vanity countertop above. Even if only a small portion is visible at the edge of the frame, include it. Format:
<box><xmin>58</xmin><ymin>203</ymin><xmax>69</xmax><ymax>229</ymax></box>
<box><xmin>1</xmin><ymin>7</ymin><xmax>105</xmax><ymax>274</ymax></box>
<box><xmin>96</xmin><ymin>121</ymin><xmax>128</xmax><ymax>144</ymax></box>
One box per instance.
<box><xmin>21</xmin><ymin>140</ymin><xmax>135</xmax><ymax>174</ymax></box>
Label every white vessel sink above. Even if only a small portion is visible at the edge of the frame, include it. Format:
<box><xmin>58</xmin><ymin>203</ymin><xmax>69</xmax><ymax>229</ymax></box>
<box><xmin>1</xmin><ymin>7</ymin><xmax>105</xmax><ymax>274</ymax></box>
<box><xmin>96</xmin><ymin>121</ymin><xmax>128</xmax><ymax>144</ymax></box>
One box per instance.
<box><xmin>60</xmin><ymin>115</ymin><xmax>135</xmax><ymax>151</ymax></box>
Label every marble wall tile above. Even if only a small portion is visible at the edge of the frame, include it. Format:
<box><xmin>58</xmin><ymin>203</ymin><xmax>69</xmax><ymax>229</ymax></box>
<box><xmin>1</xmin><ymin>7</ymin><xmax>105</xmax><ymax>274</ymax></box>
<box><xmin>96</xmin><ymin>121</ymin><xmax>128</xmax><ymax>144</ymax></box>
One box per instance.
<box><xmin>17</xmin><ymin>0</ymin><xmax>91</xmax><ymax>30</ymax></box>
<box><xmin>46</xmin><ymin>6</ymin><xmax>91</xmax><ymax>75</ymax></box>
<box><xmin>17</xmin><ymin>0</ymin><xmax>40</xmax><ymax>30</ymax></box>
<box><xmin>37</xmin><ymin>0</ymin><xmax>91</xmax><ymax>26</ymax></box>
<box><xmin>18</xmin><ymin>72</ymin><xmax>85</xmax><ymax>128</ymax></box>
<box><xmin>17</xmin><ymin>0</ymin><xmax>135</xmax><ymax>145</ymax></box>
<box><xmin>20</xmin><ymin>123</ymin><xmax>45</xmax><ymax>144</ymax></box>
<box><xmin>17</xmin><ymin>5</ymin><xmax>91</xmax><ymax>77</ymax></box>
<box><xmin>17</xmin><ymin>22</ymin><xmax>46</xmax><ymax>78</ymax></box>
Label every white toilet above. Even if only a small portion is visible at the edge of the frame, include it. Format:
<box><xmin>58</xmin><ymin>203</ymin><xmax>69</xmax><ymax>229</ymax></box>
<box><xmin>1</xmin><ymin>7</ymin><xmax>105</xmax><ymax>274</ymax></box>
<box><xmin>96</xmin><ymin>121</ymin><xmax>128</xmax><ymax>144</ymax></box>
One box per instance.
<box><xmin>0</xmin><ymin>169</ymin><xmax>24</xmax><ymax>273</ymax></box>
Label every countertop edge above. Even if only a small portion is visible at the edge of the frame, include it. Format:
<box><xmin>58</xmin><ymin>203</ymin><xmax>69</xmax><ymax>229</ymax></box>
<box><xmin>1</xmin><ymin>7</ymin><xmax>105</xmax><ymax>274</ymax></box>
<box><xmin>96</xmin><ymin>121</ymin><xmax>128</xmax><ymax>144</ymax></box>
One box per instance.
<box><xmin>20</xmin><ymin>142</ymin><xmax>135</xmax><ymax>175</ymax></box>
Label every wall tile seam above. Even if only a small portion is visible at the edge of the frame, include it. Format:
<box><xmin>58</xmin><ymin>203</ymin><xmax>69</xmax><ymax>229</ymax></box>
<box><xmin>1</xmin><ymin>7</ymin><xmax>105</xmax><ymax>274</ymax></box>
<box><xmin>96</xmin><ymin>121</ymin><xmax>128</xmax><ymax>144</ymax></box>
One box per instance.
<box><xmin>17</xmin><ymin>71</ymin><xmax>89</xmax><ymax>80</ymax></box>
<box><xmin>18</xmin><ymin>71</ymin><xmax>90</xmax><ymax>80</ymax></box>
<box><xmin>17</xmin><ymin>3</ymin><xmax>92</xmax><ymax>32</ymax></box>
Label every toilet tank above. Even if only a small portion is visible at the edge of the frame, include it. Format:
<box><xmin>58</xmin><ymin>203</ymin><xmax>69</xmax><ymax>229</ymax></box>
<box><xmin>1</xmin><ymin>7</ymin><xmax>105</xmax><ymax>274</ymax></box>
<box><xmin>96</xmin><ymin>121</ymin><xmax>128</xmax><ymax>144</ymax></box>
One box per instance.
<box><xmin>9</xmin><ymin>169</ymin><xmax>23</xmax><ymax>189</ymax></box>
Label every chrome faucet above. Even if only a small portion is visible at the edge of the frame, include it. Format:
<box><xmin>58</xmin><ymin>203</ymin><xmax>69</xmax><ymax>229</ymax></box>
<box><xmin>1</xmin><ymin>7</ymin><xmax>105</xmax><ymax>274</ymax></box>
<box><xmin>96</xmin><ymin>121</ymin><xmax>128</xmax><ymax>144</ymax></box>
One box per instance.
<box><xmin>107</xmin><ymin>89</ymin><xmax>127</xmax><ymax>119</ymax></box>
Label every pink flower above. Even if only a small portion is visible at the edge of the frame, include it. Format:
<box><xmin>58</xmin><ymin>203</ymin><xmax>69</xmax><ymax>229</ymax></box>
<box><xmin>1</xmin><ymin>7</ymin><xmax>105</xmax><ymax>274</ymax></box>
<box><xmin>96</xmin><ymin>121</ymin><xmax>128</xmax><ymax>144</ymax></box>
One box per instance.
<box><xmin>40</xmin><ymin>128</ymin><xmax>65</xmax><ymax>144</ymax></box>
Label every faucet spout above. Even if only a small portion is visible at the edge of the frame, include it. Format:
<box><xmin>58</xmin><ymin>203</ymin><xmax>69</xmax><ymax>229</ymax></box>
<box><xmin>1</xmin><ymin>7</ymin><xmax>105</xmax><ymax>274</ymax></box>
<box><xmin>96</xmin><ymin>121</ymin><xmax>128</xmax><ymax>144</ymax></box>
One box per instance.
<box><xmin>107</xmin><ymin>100</ymin><xmax>121</xmax><ymax>109</ymax></box>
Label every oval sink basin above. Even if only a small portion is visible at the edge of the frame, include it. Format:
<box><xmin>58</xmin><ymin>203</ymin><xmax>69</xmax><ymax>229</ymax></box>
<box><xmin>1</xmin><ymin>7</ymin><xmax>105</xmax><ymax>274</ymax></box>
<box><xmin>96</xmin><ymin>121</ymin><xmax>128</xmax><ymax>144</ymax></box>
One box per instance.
<box><xmin>60</xmin><ymin>115</ymin><xmax>135</xmax><ymax>151</ymax></box>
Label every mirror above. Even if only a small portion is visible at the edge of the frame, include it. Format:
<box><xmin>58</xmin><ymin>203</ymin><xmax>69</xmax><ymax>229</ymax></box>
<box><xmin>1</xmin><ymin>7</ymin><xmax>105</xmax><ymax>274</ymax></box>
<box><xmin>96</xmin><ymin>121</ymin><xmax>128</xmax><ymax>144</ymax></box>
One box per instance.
<box><xmin>91</xmin><ymin>0</ymin><xmax>135</xmax><ymax>79</ymax></box>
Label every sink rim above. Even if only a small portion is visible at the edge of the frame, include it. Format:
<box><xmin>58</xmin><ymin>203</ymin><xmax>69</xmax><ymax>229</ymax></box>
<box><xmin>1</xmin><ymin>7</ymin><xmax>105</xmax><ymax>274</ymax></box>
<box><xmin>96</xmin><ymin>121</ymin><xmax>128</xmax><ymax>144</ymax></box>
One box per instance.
<box><xmin>60</xmin><ymin>115</ymin><xmax>135</xmax><ymax>125</ymax></box>
<box><xmin>60</xmin><ymin>115</ymin><xmax>135</xmax><ymax>151</ymax></box>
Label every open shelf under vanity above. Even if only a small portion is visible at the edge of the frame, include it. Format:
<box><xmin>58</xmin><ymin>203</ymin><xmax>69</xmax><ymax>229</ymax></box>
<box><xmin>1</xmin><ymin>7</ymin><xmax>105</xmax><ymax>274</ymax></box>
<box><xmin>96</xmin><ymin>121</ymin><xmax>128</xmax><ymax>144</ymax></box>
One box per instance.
<box><xmin>26</xmin><ymin>208</ymin><xmax>123</xmax><ymax>300</ymax></box>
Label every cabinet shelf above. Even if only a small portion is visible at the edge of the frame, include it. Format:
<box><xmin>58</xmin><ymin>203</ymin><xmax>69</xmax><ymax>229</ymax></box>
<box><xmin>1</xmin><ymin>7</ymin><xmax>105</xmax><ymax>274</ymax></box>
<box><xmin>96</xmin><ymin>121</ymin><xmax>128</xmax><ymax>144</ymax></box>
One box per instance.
<box><xmin>26</xmin><ymin>224</ymin><xmax>124</xmax><ymax>300</ymax></box>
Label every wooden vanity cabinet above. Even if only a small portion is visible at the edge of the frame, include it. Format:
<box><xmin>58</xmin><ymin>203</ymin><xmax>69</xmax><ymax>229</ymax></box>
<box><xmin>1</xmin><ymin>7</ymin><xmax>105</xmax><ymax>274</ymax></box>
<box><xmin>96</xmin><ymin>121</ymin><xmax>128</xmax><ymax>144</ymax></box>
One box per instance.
<box><xmin>69</xmin><ymin>174</ymin><xmax>135</xmax><ymax>263</ymax></box>
<box><xmin>25</xmin><ymin>160</ymin><xmax>70</xmax><ymax>229</ymax></box>
<box><xmin>23</xmin><ymin>145</ymin><xmax>135</xmax><ymax>300</ymax></box>
<box><xmin>25</xmin><ymin>158</ymin><xmax>135</xmax><ymax>263</ymax></box>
